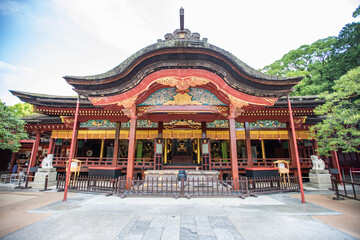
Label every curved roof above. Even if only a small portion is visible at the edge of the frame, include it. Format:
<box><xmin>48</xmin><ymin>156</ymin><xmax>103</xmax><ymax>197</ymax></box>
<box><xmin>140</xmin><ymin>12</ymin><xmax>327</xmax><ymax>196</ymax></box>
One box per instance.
<box><xmin>64</xmin><ymin>29</ymin><xmax>302</xmax><ymax>98</ymax></box>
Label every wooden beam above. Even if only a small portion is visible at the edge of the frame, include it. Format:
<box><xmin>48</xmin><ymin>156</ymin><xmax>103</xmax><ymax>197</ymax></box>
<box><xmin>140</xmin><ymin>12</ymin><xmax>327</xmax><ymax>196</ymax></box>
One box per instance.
<box><xmin>112</xmin><ymin>122</ymin><xmax>121</xmax><ymax>167</ymax></box>
<box><xmin>201</xmin><ymin>121</ymin><xmax>207</xmax><ymax>139</ymax></box>
<box><xmin>244</xmin><ymin>122</ymin><xmax>252</xmax><ymax>167</ymax></box>
<box><xmin>126</xmin><ymin>117</ymin><xmax>137</xmax><ymax>186</ymax></box>
<box><xmin>64</xmin><ymin>95</ymin><xmax>80</xmax><ymax>202</ymax></box>
<box><xmin>229</xmin><ymin>118</ymin><xmax>239</xmax><ymax>182</ymax></box>
<box><xmin>287</xmin><ymin>94</ymin><xmax>305</xmax><ymax>203</ymax></box>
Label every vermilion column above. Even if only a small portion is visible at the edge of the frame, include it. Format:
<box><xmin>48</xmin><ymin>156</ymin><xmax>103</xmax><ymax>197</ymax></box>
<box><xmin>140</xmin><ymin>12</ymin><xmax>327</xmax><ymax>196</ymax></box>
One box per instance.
<box><xmin>201</xmin><ymin>121</ymin><xmax>207</xmax><ymax>138</ymax></box>
<box><xmin>48</xmin><ymin>138</ymin><xmax>55</xmax><ymax>155</ymax></box>
<box><xmin>63</xmin><ymin>96</ymin><xmax>80</xmax><ymax>202</ymax></box>
<box><xmin>30</xmin><ymin>131</ymin><xmax>41</xmax><ymax>168</ymax></box>
<box><xmin>112</xmin><ymin>122</ymin><xmax>121</xmax><ymax>167</ymax></box>
<box><xmin>158</xmin><ymin>121</ymin><xmax>163</xmax><ymax>138</ymax></box>
<box><xmin>9</xmin><ymin>153</ymin><xmax>17</xmax><ymax>174</ymax></box>
<box><xmin>286</xmin><ymin>122</ymin><xmax>296</xmax><ymax>168</ymax></box>
<box><xmin>287</xmin><ymin>94</ymin><xmax>305</xmax><ymax>203</ymax></box>
<box><xmin>331</xmin><ymin>150</ymin><xmax>343</xmax><ymax>182</ymax></box>
<box><xmin>229</xmin><ymin>118</ymin><xmax>239</xmax><ymax>181</ymax></box>
<box><xmin>126</xmin><ymin>117</ymin><xmax>137</xmax><ymax>183</ymax></box>
<box><xmin>244</xmin><ymin>122</ymin><xmax>252</xmax><ymax>167</ymax></box>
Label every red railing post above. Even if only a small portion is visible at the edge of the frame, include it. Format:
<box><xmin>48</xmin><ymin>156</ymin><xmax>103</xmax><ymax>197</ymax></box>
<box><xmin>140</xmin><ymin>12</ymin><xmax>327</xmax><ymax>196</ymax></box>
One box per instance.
<box><xmin>287</xmin><ymin>94</ymin><xmax>305</xmax><ymax>203</ymax></box>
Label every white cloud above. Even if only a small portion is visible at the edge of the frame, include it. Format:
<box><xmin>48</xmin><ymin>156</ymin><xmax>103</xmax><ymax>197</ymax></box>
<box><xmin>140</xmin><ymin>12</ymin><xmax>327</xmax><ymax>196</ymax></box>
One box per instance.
<box><xmin>0</xmin><ymin>61</ymin><xmax>17</xmax><ymax>71</ymax></box>
<box><xmin>1</xmin><ymin>0</ymin><xmax>359</xmax><ymax>106</ymax></box>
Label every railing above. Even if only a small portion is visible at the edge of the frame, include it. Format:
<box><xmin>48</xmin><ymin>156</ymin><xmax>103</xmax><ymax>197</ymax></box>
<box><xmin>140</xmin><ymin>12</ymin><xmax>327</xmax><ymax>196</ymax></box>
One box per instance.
<box><xmin>248</xmin><ymin>176</ymin><xmax>300</xmax><ymax>194</ymax></box>
<box><xmin>331</xmin><ymin>176</ymin><xmax>360</xmax><ymax>201</ymax></box>
<box><xmin>57</xmin><ymin>175</ymin><xmax>300</xmax><ymax>198</ymax></box>
<box><xmin>52</xmin><ymin>156</ymin><xmax>312</xmax><ymax>171</ymax></box>
<box><xmin>134</xmin><ymin>158</ymin><xmax>154</xmax><ymax>169</ymax></box>
<box><xmin>211</xmin><ymin>159</ymin><xmax>231</xmax><ymax>170</ymax></box>
<box><xmin>57</xmin><ymin>174</ymin><xmax>119</xmax><ymax>194</ymax></box>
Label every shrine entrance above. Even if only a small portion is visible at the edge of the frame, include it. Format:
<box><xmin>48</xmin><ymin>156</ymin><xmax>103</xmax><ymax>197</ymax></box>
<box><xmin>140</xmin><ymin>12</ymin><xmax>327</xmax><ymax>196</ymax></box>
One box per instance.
<box><xmin>165</xmin><ymin>138</ymin><xmax>199</xmax><ymax>165</ymax></box>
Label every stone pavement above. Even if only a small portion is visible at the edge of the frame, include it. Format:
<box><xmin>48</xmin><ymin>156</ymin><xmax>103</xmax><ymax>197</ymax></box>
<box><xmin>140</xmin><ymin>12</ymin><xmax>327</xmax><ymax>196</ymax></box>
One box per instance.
<box><xmin>0</xmin><ymin>186</ymin><xmax>359</xmax><ymax>240</ymax></box>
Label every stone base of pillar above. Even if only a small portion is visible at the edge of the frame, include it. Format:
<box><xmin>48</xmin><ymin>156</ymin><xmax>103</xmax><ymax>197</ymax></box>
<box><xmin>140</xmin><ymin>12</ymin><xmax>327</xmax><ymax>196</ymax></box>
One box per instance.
<box><xmin>308</xmin><ymin>169</ymin><xmax>332</xmax><ymax>189</ymax></box>
<box><xmin>30</xmin><ymin>168</ymin><xmax>57</xmax><ymax>188</ymax></box>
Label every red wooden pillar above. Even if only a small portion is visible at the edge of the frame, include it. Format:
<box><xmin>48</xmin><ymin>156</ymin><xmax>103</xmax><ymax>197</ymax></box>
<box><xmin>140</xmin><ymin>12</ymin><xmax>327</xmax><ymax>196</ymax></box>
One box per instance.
<box><xmin>287</xmin><ymin>94</ymin><xmax>305</xmax><ymax>203</ymax></box>
<box><xmin>63</xmin><ymin>96</ymin><xmax>80</xmax><ymax>202</ymax></box>
<box><xmin>201</xmin><ymin>121</ymin><xmax>207</xmax><ymax>138</ymax></box>
<box><xmin>158</xmin><ymin>121</ymin><xmax>163</xmax><ymax>138</ymax></box>
<box><xmin>331</xmin><ymin>150</ymin><xmax>343</xmax><ymax>182</ymax></box>
<box><xmin>244</xmin><ymin>122</ymin><xmax>252</xmax><ymax>167</ymax></box>
<box><xmin>126</xmin><ymin>117</ymin><xmax>137</xmax><ymax>184</ymax></box>
<box><xmin>112</xmin><ymin>122</ymin><xmax>121</xmax><ymax>167</ymax></box>
<box><xmin>9</xmin><ymin>152</ymin><xmax>17</xmax><ymax>174</ymax></box>
<box><xmin>29</xmin><ymin>131</ymin><xmax>41</xmax><ymax>168</ymax></box>
<box><xmin>229</xmin><ymin>118</ymin><xmax>239</xmax><ymax>182</ymax></box>
<box><xmin>48</xmin><ymin>138</ymin><xmax>55</xmax><ymax>155</ymax></box>
<box><xmin>286</xmin><ymin>122</ymin><xmax>296</xmax><ymax>167</ymax></box>
<box><xmin>26</xmin><ymin>140</ymin><xmax>37</xmax><ymax>176</ymax></box>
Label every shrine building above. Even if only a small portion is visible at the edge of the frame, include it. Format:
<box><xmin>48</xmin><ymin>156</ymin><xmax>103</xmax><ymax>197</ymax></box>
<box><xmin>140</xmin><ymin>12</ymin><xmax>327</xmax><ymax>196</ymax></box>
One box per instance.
<box><xmin>11</xmin><ymin>10</ymin><xmax>344</xmax><ymax>182</ymax></box>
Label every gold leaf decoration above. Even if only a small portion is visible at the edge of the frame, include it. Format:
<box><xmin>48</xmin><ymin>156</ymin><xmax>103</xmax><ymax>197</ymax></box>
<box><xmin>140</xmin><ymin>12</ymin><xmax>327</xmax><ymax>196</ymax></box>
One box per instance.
<box><xmin>156</xmin><ymin>76</ymin><xmax>209</xmax><ymax>90</ymax></box>
<box><xmin>163</xmin><ymin>93</ymin><xmax>202</xmax><ymax>105</ymax></box>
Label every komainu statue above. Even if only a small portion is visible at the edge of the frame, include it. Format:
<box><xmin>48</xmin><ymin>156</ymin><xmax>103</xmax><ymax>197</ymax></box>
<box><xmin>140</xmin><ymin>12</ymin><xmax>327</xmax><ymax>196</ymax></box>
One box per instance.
<box><xmin>310</xmin><ymin>155</ymin><xmax>325</xmax><ymax>170</ymax></box>
<box><xmin>41</xmin><ymin>154</ymin><xmax>54</xmax><ymax>168</ymax></box>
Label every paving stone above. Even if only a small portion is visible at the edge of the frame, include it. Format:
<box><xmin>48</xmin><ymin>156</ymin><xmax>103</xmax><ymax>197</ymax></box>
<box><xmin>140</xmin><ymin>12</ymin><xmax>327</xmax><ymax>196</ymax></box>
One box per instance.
<box><xmin>149</xmin><ymin>216</ymin><xmax>167</xmax><ymax>228</ymax></box>
<box><xmin>161</xmin><ymin>215</ymin><xmax>180</xmax><ymax>240</ymax></box>
<box><xmin>142</xmin><ymin>227</ymin><xmax>163</xmax><ymax>240</ymax></box>
<box><xmin>117</xmin><ymin>216</ymin><xmax>140</xmax><ymax>240</ymax></box>
<box><xmin>124</xmin><ymin>215</ymin><xmax>152</xmax><ymax>240</ymax></box>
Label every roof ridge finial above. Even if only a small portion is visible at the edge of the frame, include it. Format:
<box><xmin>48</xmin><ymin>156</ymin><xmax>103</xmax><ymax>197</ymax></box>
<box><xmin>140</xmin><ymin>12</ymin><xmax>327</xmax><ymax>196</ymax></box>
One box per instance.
<box><xmin>180</xmin><ymin>7</ymin><xmax>184</xmax><ymax>30</ymax></box>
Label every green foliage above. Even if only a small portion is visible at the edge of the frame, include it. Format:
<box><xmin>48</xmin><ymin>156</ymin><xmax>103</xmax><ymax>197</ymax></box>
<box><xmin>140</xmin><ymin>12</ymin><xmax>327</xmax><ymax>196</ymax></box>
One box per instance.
<box><xmin>0</xmin><ymin>101</ymin><xmax>28</xmax><ymax>152</ymax></box>
<box><xmin>7</xmin><ymin>103</ymin><xmax>33</xmax><ymax>117</ymax></box>
<box><xmin>310</xmin><ymin>67</ymin><xmax>360</xmax><ymax>155</ymax></box>
<box><xmin>324</xmin><ymin>22</ymin><xmax>360</xmax><ymax>81</ymax></box>
<box><xmin>261</xmin><ymin>37</ymin><xmax>337</xmax><ymax>96</ymax></box>
<box><xmin>353</xmin><ymin>5</ymin><xmax>360</xmax><ymax>18</ymax></box>
<box><xmin>261</xmin><ymin>10</ymin><xmax>360</xmax><ymax>97</ymax></box>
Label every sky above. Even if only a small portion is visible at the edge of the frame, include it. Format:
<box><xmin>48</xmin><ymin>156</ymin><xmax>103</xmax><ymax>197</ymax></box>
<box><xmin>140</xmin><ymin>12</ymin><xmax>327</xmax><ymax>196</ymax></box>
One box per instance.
<box><xmin>0</xmin><ymin>0</ymin><xmax>358</xmax><ymax>105</ymax></box>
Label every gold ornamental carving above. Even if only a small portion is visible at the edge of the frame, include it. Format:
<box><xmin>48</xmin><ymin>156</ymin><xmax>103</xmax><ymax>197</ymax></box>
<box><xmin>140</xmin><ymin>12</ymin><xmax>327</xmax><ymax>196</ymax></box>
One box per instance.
<box><xmin>264</xmin><ymin>98</ymin><xmax>276</xmax><ymax>105</ymax></box>
<box><xmin>117</xmin><ymin>95</ymin><xmax>137</xmax><ymax>109</ymax></box>
<box><xmin>156</xmin><ymin>76</ymin><xmax>209</xmax><ymax>90</ymax></box>
<box><xmin>228</xmin><ymin>95</ymin><xmax>249</xmax><ymax>119</ymax></box>
<box><xmin>228</xmin><ymin>95</ymin><xmax>249</xmax><ymax>109</ymax></box>
<box><xmin>163</xmin><ymin>93</ymin><xmax>202</xmax><ymax>105</ymax></box>
<box><xmin>117</xmin><ymin>95</ymin><xmax>137</xmax><ymax>118</ymax></box>
<box><xmin>91</xmin><ymin>98</ymin><xmax>104</xmax><ymax>104</ymax></box>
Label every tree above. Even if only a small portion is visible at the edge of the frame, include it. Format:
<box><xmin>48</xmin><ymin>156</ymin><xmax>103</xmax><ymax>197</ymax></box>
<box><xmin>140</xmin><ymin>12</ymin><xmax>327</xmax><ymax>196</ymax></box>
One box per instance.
<box><xmin>353</xmin><ymin>5</ymin><xmax>360</xmax><ymax>18</ymax></box>
<box><xmin>261</xmin><ymin>37</ymin><xmax>336</xmax><ymax>96</ymax></box>
<box><xmin>8</xmin><ymin>103</ymin><xmax>33</xmax><ymax>118</ymax></box>
<box><xmin>0</xmin><ymin>101</ymin><xmax>28</xmax><ymax>152</ymax></box>
<box><xmin>311</xmin><ymin>66</ymin><xmax>360</xmax><ymax>155</ymax></box>
<box><xmin>324</xmin><ymin>22</ymin><xmax>360</xmax><ymax>81</ymax></box>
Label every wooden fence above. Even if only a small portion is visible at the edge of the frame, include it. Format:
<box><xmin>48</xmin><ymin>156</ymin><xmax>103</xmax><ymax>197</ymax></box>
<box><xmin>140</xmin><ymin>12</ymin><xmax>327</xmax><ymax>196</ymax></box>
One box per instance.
<box><xmin>331</xmin><ymin>176</ymin><xmax>360</xmax><ymax>201</ymax></box>
<box><xmin>57</xmin><ymin>174</ymin><xmax>300</xmax><ymax>198</ymax></box>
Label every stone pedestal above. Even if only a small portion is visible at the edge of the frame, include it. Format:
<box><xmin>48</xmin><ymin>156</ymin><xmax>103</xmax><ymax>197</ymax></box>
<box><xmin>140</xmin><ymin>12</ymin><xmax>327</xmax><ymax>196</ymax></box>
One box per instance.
<box><xmin>187</xmin><ymin>170</ymin><xmax>220</xmax><ymax>187</ymax></box>
<box><xmin>308</xmin><ymin>169</ymin><xmax>332</xmax><ymax>189</ymax></box>
<box><xmin>144</xmin><ymin>170</ymin><xmax>178</xmax><ymax>187</ymax></box>
<box><xmin>30</xmin><ymin>168</ymin><xmax>57</xmax><ymax>188</ymax></box>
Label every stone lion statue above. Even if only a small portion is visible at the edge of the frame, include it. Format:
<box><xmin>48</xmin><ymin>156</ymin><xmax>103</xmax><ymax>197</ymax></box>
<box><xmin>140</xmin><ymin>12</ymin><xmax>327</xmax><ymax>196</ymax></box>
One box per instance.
<box><xmin>310</xmin><ymin>155</ymin><xmax>325</xmax><ymax>170</ymax></box>
<box><xmin>41</xmin><ymin>154</ymin><xmax>54</xmax><ymax>168</ymax></box>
